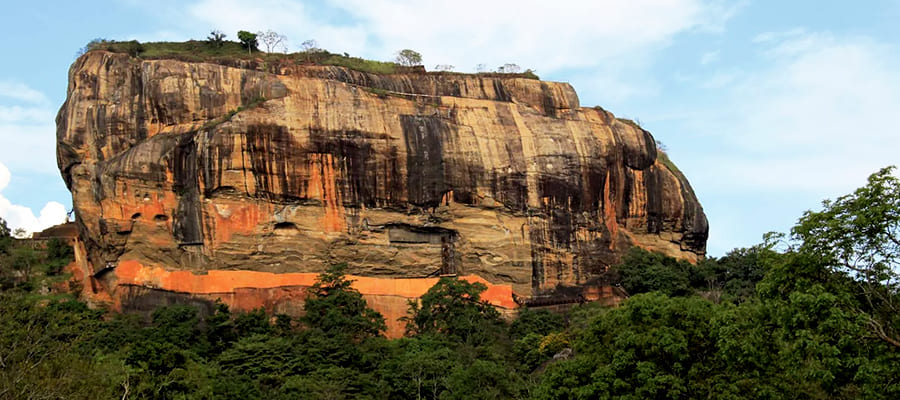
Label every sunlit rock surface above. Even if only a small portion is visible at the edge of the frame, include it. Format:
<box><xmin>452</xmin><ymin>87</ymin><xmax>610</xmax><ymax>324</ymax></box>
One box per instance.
<box><xmin>57</xmin><ymin>51</ymin><xmax>707</xmax><ymax>334</ymax></box>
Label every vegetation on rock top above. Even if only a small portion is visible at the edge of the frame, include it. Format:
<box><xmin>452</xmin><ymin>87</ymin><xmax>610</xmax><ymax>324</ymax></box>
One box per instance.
<box><xmin>80</xmin><ymin>39</ymin><xmax>540</xmax><ymax>79</ymax></box>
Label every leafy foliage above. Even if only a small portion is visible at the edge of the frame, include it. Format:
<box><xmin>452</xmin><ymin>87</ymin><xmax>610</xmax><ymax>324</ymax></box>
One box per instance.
<box><xmin>405</xmin><ymin>277</ymin><xmax>503</xmax><ymax>346</ymax></box>
<box><xmin>301</xmin><ymin>263</ymin><xmax>386</xmax><ymax>340</ymax></box>
<box><xmin>2</xmin><ymin>167</ymin><xmax>900</xmax><ymax>398</ymax></box>
<box><xmin>44</xmin><ymin>237</ymin><xmax>74</xmax><ymax>275</ymax></box>
<box><xmin>792</xmin><ymin>166</ymin><xmax>900</xmax><ymax>348</ymax></box>
<box><xmin>237</xmin><ymin>30</ymin><xmax>258</xmax><ymax>52</ymax></box>
<box><xmin>614</xmin><ymin>246</ymin><xmax>694</xmax><ymax>296</ymax></box>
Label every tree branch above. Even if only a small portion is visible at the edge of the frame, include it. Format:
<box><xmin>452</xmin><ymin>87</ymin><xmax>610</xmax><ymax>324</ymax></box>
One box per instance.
<box><xmin>867</xmin><ymin>316</ymin><xmax>900</xmax><ymax>349</ymax></box>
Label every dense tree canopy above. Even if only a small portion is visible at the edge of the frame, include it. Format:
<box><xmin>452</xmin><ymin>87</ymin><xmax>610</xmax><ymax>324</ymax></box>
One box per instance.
<box><xmin>1</xmin><ymin>167</ymin><xmax>899</xmax><ymax>398</ymax></box>
<box><xmin>792</xmin><ymin>166</ymin><xmax>900</xmax><ymax>348</ymax></box>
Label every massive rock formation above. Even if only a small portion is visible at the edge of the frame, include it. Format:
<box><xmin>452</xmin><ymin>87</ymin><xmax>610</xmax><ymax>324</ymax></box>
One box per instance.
<box><xmin>57</xmin><ymin>51</ymin><xmax>707</xmax><ymax>334</ymax></box>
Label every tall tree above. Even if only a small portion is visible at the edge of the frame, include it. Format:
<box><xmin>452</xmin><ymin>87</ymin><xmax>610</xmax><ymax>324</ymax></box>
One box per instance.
<box><xmin>301</xmin><ymin>264</ymin><xmax>386</xmax><ymax>340</ymax></box>
<box><xmin>395</xmin><ymin>49</ymin><xmax>423</xmax><ymax>66</ymax></box>
<box><xmin>792</xmin><ymin>166</ymin><xmax>900</xmax><ymax>348</ymax></box>
<box><xmin>405</xmin><ymin>277</ymin><xmax>503</xmax><ymax>346</ymax></box>
<box><xmin>257</xmin><ymin>30</ymin><xmax>288</xmax><ymax>53</ymax></box>
<box><xmin>237</xmin><ymin>30</ymin><xmax>257</xmax><ymax>54</ymax></box>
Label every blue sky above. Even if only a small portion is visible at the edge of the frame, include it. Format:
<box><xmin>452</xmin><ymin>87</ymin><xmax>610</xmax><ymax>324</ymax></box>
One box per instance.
<box><xmin>1</xmin><ymin>0</ymin><xmax>898</xmax><ymax>256</ymax></box>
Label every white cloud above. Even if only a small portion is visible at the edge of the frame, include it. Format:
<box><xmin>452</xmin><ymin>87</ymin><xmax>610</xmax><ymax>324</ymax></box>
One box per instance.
<box><xmin>0</xmin><ymin>101</ymin><xmax>58</xmax><ymax>175</ymax></box>
<box><xmin>0</xmin><ymin>105</ymin><xmax>54</xmax><ymax>123</ymax></box>
<box><xmin>0</xmin><ymin>81</ymin><xmax>49</xmax><ymax>104</ymax></box>
<box><xmin>668</xmin><ymin>30</ymin><xmax>900</xmax><ymax>254</ymax></box>
<box><xmin>173</xmin><ymin>0</ymin><xmax>737</xmax><ymax>75</ymax></box>
<box><xmin>682</xmin><ymin>31</ymin><xmax>900</xmax><ymax>194</ymax></box>
<box><xmin>0</xmin><ymin>162</ymin><xmax>68</xmax><ymax>235</ymax></box>
<box><xmin>752</xmin><ymin>27</ymin><xmax>806</xmax><ymax>44</ymax></box>
<box><xmin>328</xmin><ymin>0</ymin><xmax>736</xmax><ymax>72</ymax></box>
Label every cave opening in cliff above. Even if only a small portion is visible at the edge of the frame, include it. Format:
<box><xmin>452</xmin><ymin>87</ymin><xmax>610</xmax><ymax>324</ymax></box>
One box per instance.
<box><xmin>273</xmin><ymin>221</ymin><xmax>299</xmax><ymax>235</ymax></box>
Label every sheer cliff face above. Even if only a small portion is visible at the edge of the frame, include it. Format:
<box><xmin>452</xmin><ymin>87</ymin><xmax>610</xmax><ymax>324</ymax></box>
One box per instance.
<box><xmin>57</xmin><ymin>51</ymin><xmax>707</xmax><ymax>301</ymax></box>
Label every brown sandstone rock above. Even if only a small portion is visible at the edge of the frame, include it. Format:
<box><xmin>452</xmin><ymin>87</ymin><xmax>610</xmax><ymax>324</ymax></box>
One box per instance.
<box><xmin>57</xmin><ymin>51</ymin><xmax>707</xmax><ymax>330</ymax></box>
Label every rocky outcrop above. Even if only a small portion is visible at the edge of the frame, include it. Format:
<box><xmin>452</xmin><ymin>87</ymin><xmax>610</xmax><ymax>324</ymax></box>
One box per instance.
<box><xmin>57</xmin><ymin>51</ymin><xmax>707</xmax><ymax>332</ymax></box>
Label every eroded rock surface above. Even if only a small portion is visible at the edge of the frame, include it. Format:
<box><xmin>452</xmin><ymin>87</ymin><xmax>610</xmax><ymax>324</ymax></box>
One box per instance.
<box><xmin>57</xmin><ymin>51</ymin><xmax>707</xmax><ymax>326</ymax></box>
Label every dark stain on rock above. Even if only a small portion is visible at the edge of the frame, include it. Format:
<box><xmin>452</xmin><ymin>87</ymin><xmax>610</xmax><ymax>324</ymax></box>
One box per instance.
<box><xmin>171</xmin><ymin>132</ymin><xmax>204</xmax><ymax>244</ymax></box>
<box><xmin>614</xmin><ymin>122</ymin><xmax>658</xmax><ymax>170</ymax></box>
<box><xmin>308</xmin><ymin>128</ymin><xmax>403</xmax><ymax>208</ymax></box>
<box><xmin>581</xmin><ymin>163</ymin><xmax>607</xmax><ymax>214</ymax></box>
<box><xmin>400</xmin><ymin>115</ymin><xmax>447</xmax><ymax>208</ymax></box>
<box><xmin>439</xmin><ymin>129</ymin><xmax>484</xmax><ymax>206</ymax></box>
<box><xmin>671</xmin><ymin>168</ymin><xmax>709</xmax><ymax>253</ymax></box>
<box><xmin>131</xmin><ymin>63</ymin><xmax>148</xmax><ymax>144</ymax></box>
<box><xmin>621</xmin><ymin>168</ymin><xmax>634</xmax><ymax>221</ymax></box>
<box><xmin>244</xmin><ymin>124</ymin><xmax>298</xmax><ymax>201</ymax></box>
<box><xmin>492</xmin><ymin>80</ymin><xmax>512</xmax><ymax>102</ymax></box>
<box><xmin>537</xmin><ymin>174</ymin><xmax>580</xmax><ymax>248</ymax></box>
<box><xmin>645</xmin><ymin>167</ymin><xmax>663</xmax><ymax>234</ymax></box>
<box><xmin>541</xmin><ymin>82</ymin><xmax>558</xmax><ymax>118</ymax></box>
<box><xmin>119</xmin><ymin>285</ymin><xmax>217</xmax><ymax>318</ymax></box>
<box><xmin>490</xmin><ymin>170</ymin><xmax>528</xmax><ymax>213</ymax></box>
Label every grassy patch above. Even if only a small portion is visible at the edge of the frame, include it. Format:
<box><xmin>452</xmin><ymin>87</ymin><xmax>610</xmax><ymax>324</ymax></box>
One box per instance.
<box><xmin>95</xmin><ymin>40</ymin><xmax>255</xmax><ymax>61</ymax></box>
<box><xmin>316</xmin><ymin>53</ymin><xmax>398</xmax><ymax>74</ymax></box>
<box><xmin>86</xmin><ymin>40</ymin><xmax>545</xmax><ymax>80</ymax></box>
<box><xmin>657</xmin><ymin>150</ymin><xmax>682</xmax><ymax>175</ymax></box>
<box><xmin>90</xmin><ymin>40</ymin><xmax>406</xmax><ymax>75</ymax></box>
<box><xmin>475</xmin><ymin>71</ymin><xmax>541</xmax><ymax>80</ymax></box>
<box><xmin>618</xmin><ymin>118</ymin><xmax>642</xmax><ymax>130</ymax></box>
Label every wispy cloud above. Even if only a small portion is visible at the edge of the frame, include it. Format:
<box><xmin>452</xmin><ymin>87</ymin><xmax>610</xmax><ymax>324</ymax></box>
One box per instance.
<box><xmin>169</xmin><ymin>0</ymin><xmax>738</xmax><ymax>75</ymax></box>
<box><xmin>752</xmin><ymin>27</ymin><xmax>807</xmax><ymax>44</ymax></box>
<box><xmin>326</xmin><ymin>0</ymin><xmax>737</xmax><ymax>72</ymax></box>
<box><xmin>0</xmin><ymin>81</ymin><xmax>49</xmax><ymax>104</ymax></box>
<box><xmin>670</xmin><ymin>30</ymin><xmax>900</xmax><ymax>254</ymax></box>
<box><xmin>0</xmin><ymin>83</ymin><xmax>58</xmax><ymax>175</ymax></box>
<box><xmin>683</xmin><ymin>31</ymin><xmax>900</xmax><ymax>192</ymax></box>
<box><xmin>0</xmin><ymin>161</ymin><xmax>68</xmax><ymax>234</ymax></box>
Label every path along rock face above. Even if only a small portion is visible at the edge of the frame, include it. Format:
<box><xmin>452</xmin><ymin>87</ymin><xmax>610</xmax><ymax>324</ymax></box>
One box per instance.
<box><xmin>57</xmin><ymin>51</ymin><xmax>707</xmax><ymax>335</ymax></box>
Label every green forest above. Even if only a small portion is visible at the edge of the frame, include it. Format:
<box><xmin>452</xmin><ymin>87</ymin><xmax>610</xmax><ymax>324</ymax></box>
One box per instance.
<box><xmin>1</xmin><ymin>167</ymin><xmax>898</xmax><ymax>399</ymax></box>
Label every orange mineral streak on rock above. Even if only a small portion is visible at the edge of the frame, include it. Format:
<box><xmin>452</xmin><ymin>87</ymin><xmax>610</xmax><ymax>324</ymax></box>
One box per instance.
<box><xmin>98</xmin><ymin>188</ymin><xmax>171</xmax><ymax>227</ymax></box>
<box><xmin>308</xmin><ymin>153</ymin><xmax>345</xmax><ymax>233</ymax></box>
<box><xmin>113</xmin><ymin>260</ymin><xmax>517</xmax><ymax>337</ymax></box>
<box><xmin>629</xmin><ymin>169</ymin><xmax>646</xmax><ymax>221</ymax></box>
<box><xmin>440</xmin><ymin>190</ymin><xmax>454</xmax><ymax>205</ymax></box>
<box><xmin>70</xmin><ymin>240</ymin><xmax>116</xmax><ymax>307</ymax></box>
<box><xmin>603</xmin><ymin>170</ymin><xmax>619</xmax><ymax>250</ymax></box>
<box><xmin>114</xmin><ymin>260</ymin><xmax>515</xmax><ymax>307</ymax></box>
<box><xmin>209</xmin><ymin>201</ymin><xmax>264</xmax><ymax>247</ymax></box>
